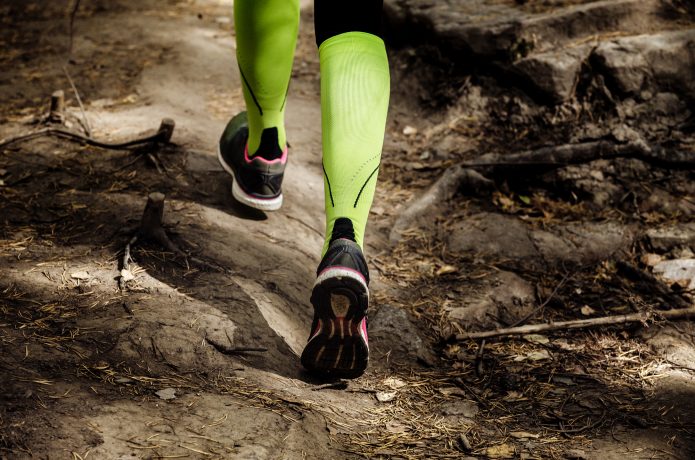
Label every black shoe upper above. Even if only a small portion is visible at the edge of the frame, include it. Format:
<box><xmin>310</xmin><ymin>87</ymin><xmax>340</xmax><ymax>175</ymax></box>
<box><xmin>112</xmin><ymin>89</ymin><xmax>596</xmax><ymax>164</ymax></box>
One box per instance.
<box><xmin>317</xmin><ymin>237</ymin><xmax>370</xmax><ymax>285</ymax></box>
<box><xmin>218</xmin><ymin>112</ymin><xmax>287</xmax><ymax>199</ymax></box>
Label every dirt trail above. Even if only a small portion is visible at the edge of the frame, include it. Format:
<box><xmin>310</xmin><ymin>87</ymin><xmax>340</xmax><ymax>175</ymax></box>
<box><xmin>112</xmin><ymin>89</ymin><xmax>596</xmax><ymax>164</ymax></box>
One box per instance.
<box><xmin>0</xmin><ymin>1</ymin><xmax>376</xmax><ymax>458</ymax></box>
<box><xmin>2</xmin><ymin>1</ymin><xmax>695</xmax><ymax>459</ymax></box>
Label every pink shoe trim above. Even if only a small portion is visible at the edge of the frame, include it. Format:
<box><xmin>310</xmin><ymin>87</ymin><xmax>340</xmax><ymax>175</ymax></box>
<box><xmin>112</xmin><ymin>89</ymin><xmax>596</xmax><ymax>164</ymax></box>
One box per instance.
<box><xmin>244</xmin><ymin>143</ymin><xmax>288</xmax><ymax>165</ymax></box>
<box><xmin>308</xmin><ymin>319</ymin><xmax>322</xmax><ymax>342</ymax></box>
<box><xmin>359</xmin><ymin>318</ymin><xmax>369</xmax><ymax>347</ymax></box>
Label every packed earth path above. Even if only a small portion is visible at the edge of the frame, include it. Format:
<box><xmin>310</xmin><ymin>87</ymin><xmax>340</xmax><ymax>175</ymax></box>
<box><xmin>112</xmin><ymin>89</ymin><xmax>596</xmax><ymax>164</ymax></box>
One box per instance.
<box><xmin>2</xmin><ymin>1</ymin><xmax>695</xmax><ymax>459</ymax></box>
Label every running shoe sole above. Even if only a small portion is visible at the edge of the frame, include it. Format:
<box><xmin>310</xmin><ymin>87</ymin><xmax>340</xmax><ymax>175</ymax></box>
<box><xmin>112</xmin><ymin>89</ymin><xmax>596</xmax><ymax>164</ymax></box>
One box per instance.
<box><xmin>301</xmin><ymin>267</ymin><xmax>369</xmax><ymax>379</ymax></box>
<box><xmin>216</xmin><ymin>145</ymin><xmax>283</xmax><ymax>211</ymax></box>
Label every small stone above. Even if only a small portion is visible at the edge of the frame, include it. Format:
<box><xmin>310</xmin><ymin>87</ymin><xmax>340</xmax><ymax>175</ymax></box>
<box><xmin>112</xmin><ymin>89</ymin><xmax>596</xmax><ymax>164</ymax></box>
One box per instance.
<box><xmin>70</xmin><ymin>271</ymin><xmax>91</xmax><ymax>280</ymax></box>
<box><xmin>441</xmin><ymin>400</ymin><xmax>479</xmax><ymax>418</ymax></box>
<box><xmin>376</xmin><ymin>391</ymin><xmax>397</xmax><ymax>402</ymax></box>
<box><xmin>653</xmin><ymin>259</ymin><xmax>695</xmax><ymax>289</ymax></box>
<box><xmin>402</xmin><ymin>125</ymin><xmax>418</xmax><ymax>136</ymax></box>
<box><xmin>641</xmin><ymin>253</ymin><xmax>663</xmax><ymax>267</ymax></box>
<box><xmin>155</xmin><ymin>388</ymin><xmax>177</xmax><ymax>400</ymax></box>
<box><xmin>565</xmin><ymin>449</ymin><xmax>588</xmax><ymax>459</ymax></box>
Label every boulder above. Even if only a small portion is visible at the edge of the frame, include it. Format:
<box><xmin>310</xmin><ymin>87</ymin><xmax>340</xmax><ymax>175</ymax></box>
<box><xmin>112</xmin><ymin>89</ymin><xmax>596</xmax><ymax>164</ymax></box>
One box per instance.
<box><xmin>592</xmin><ymin>29</ymin><xmax>695</xmax><ymax>99</ymax></box>
<box><xmin>514</xmin><ymin>45</ymin><xmax>591</xmax><ymax>102</ymax></box>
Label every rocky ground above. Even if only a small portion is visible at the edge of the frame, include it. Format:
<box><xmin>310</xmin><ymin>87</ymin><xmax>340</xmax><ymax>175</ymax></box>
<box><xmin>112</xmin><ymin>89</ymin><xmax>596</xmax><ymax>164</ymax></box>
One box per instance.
<box><xmin>1</xmin><ymin>0</ymin><xmax>694</xmax><ymax>459</ymax></box>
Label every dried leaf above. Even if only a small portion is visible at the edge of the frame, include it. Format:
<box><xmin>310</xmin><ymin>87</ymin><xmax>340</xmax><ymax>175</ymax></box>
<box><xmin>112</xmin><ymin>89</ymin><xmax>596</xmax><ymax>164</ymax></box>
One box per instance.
<box><xmin>510</xmin><ymin>431</ymin><xmax>540</xmax><ymax>439</ymax></box>
<box><xmin>503</xmin><ymin>391</ymin><xmax>525</xmax><ymax>401</ymax></box>
<box><xmin>383</xmin><ymin>377</ymin><xmax>406</xmax><ymax>389</ymax></box>
<box><xmin>524</xmin><ymin>334</ymin><xmax>549</xmax><ymax>344</ymax></box>
<box><xmin>438</xmin><ymin>386</ymin><xmax>466</xmax><ymax>397</ymax></box>
<box><xmin>514</xmin><ymin>350</ymin><xmax>551</xmax><ymax>362</ymax></box>
<box><xmin>385</xmin><ymin>421</ymin><xmax>408</xmax><ymax>433</ymax></box>
<box><xmin>436</xmin><ymin>265</ymin><xmax>458</xmax><ymax>276</ymax></box>
<box><xmin>485</xmin><ymin>443</ymin><xmax>515</xmax><ymax>459</ymax></box>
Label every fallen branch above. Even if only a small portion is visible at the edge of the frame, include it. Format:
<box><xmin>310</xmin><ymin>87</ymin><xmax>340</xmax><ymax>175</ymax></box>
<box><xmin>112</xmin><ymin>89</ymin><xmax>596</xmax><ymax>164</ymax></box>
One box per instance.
<box><xmin>0</xmin><ymin>118</ymin><xmax>175</xmax><ymax>151</ymax></box>
<box><xmin>455</xmin><ymin>307</ymin><xmax>695</xmax><ymax>341</ymax></box>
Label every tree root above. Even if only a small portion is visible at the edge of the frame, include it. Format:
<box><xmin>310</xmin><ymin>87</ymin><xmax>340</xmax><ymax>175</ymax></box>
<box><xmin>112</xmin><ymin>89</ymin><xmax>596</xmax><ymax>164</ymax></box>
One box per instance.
<box><xmin>0</xmin><ymin>118</ymin><xmax>175</xmax><ymax>151</ymax></box>
<box><xmin>390</xmin><ymin>165</ymin><xmax>493</xmax><ymax>242</ymax></box>
<box><xmin>391</xmin><ymin>134</ymin><xmax>693</xmax><ymax>243</ymax></box>
<box><xmin>454</xmin><ymin>306</ymin><xmax>695</xmax><ymax>341</ymax></box>
<box><xmin>463</xmin><ymin>138</ymin><xmax>695</xmax><ymax>173</ymax></box>
<box><xmin>205</xmin><ymin>336</ymin><xmax>268</xmax><ymax>355</ymax></box>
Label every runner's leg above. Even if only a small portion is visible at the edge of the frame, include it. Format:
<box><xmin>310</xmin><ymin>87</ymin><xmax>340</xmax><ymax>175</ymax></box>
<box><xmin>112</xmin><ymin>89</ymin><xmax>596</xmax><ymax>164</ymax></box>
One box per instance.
<box><xmin>234</xmin><ymin>0</ymin><xmax>300</xmax><ymax>156</ymax></box>
<box><xmin>315</xmin><ymin>0</ymin><xmax>389</xmax><ymax>255</ymax></box>
<box><xmin>300</xmin><ymin>0</ymin><xmax>389</xmax><ymax>377</ymax></box>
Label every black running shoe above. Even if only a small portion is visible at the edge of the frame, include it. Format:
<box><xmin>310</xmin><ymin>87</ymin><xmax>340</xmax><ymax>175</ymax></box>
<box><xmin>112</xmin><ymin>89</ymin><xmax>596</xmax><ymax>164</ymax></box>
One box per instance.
<box><xmin>301</xmin><ymin>237</ymin><xmax>370</xmax><ymax>379</ymax></box>
<box><xmin>217</xmin><ymin>112</ymin><xmax>287</xmax><ymax>211</ymax></box>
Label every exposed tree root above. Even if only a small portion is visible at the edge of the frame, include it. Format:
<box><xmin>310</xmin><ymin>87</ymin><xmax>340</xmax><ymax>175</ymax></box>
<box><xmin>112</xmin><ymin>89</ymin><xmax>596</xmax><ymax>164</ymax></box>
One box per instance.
<box><xmin>0</xmin><ymin>118</ymin><xmax>175</xmax><ymax>151</ymax></box>
<box><xmin>390</xmin><ymin>165</ymin><xmax>494</xmax><ymax>242</ymax></box>
<box><xmin>464</xmin><ymin>139</ymin><xmax>695</xmax><ymax>172</ymax></box>
<box><xmin>391</xmin><ymin>135</ymin><xmax>693</xmax><ymax>243</ymax></box>
<box><xmin>454</xmin><ymin>306</ymin><xmax>695</xmax><ymax>341</ymax></box>
<box><xmin>205</xmin><ymin>336</ymin><xmax>268</xmax><ymax>355</ymax></box>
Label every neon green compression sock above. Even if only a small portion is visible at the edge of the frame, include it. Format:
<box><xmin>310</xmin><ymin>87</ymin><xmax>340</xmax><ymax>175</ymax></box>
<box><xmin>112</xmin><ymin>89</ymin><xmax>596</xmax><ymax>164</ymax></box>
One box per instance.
<box><xmin>234</xmin><ymin>0</ymin><xmax>299</xmax><ymax>154</ymax></box>
<box><xmin>320</xmin><ymin>32</ymin><xmax>390</xmax><ymax>256</ymax></box>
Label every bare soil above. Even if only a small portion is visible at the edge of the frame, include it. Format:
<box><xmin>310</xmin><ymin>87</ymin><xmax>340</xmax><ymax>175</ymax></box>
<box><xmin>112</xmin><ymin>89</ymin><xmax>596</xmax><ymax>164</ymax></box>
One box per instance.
<box><xmin>1</xmin><ymin>1</ymin><xmax>694</xmax><ymax>459</ymax></box>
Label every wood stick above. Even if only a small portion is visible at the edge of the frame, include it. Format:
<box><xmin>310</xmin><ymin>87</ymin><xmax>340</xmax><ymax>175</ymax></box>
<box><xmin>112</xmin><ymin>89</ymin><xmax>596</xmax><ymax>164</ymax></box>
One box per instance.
<box><xmin>62</xmin><ymin>65</ymin><xmax>92</xmax><ymax>136</ymax></box>
<box><xmin>455</xmin><ymin>307</ymin><xmax>695</xmax><ymax>341</ymax></box>
<box><xmin>49</xmin><ymin>90</ymin><xmax>65</xmax><ymax>123</ymax></box>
